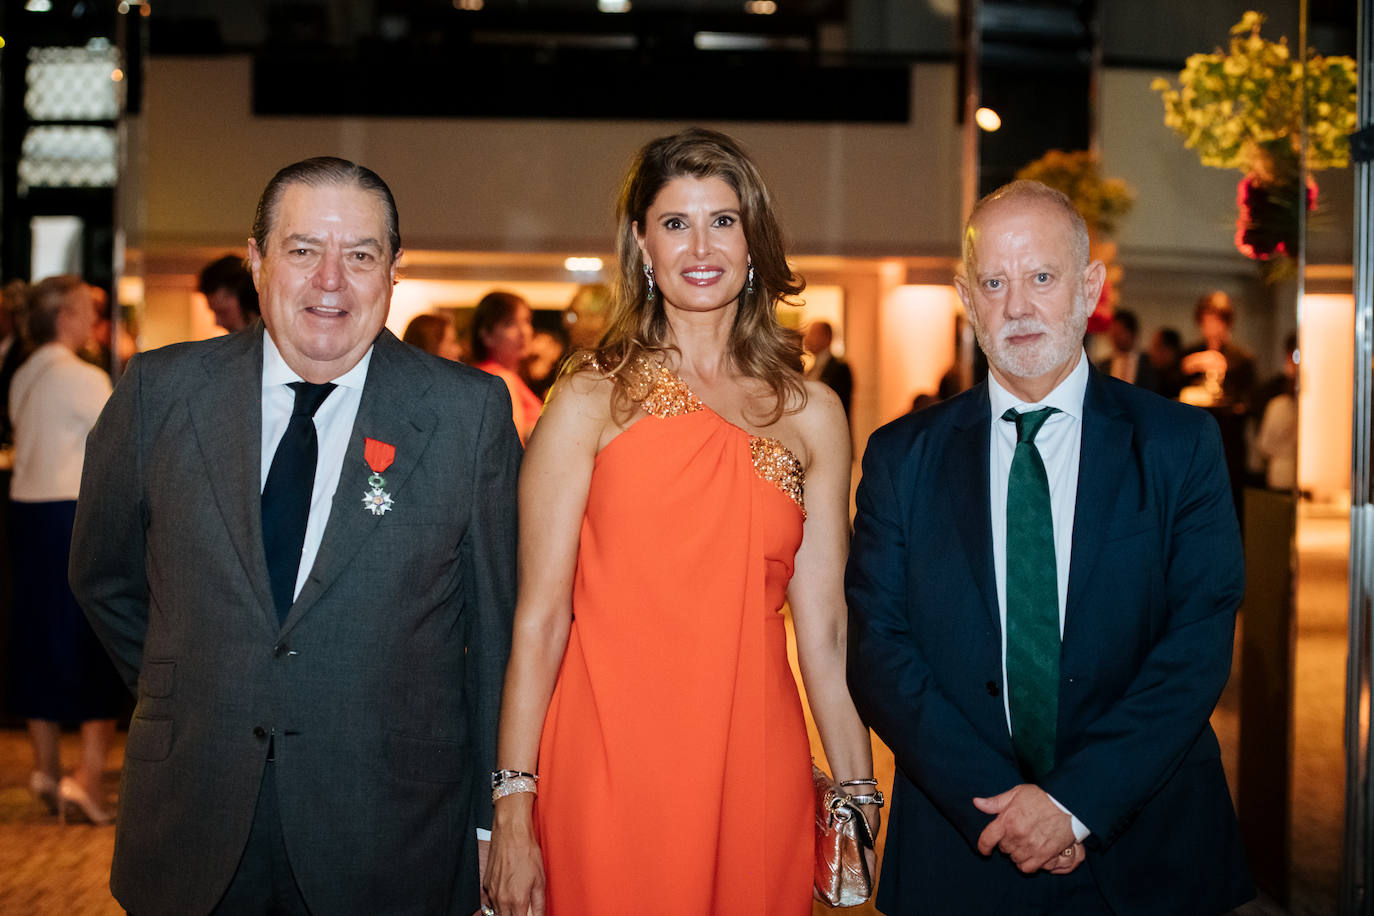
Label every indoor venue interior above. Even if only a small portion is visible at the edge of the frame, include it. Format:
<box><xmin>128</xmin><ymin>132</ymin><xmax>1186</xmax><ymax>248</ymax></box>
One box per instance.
<box><xmin>0</xmin><ymin>0</ymin><xmax>1369</xmax><ymax>914</ymax></box>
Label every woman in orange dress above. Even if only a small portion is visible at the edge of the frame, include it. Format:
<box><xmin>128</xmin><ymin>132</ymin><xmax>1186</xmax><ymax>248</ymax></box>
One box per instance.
<box><xmin>485</xmin><ymin>128</ymin><xmax>878</xmax><ymax>915</ymax></box>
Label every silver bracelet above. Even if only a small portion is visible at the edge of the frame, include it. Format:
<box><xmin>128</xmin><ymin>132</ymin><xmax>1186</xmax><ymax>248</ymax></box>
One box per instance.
<box><xmin>844</xmin><ymin>790</ymin><xmax>885</xmax><ymax>808</ymax></box>
<box><xmin>491</xmin><ymin>768</ymin><xmax>539</xmax><ymax>788</ymax></box>
<box><xmin>492</xmin><ymin>775</ymin><xmax>539</xmax><ymax>803</ymax></box>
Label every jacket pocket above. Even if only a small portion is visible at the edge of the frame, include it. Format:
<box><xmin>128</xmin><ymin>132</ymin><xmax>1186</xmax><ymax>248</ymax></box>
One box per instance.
<box><xmin>139</xmin><ymin>658</ymin><xmax>175</xmax><ymax>698</ymax></box>
<box><xmin>125</xmin><ymin>715</ymin><xmax>173</xmax><ymax>762</ymax></box>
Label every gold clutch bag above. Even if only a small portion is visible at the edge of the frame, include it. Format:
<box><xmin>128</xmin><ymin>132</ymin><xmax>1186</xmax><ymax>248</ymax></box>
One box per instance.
<box><xmin>812</xmin><ymin>764</ymin><xmax>875</xmax><ymax>907</ymax></box>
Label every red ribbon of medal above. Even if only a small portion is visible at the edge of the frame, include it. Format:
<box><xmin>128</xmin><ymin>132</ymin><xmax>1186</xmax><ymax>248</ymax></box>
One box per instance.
<box><xmin>364</xmin><ymin>437</ymin><xmax>396</xmax><ymax>473</ymax></box>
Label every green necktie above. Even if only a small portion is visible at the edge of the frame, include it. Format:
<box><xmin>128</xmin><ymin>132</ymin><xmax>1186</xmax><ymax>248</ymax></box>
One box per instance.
<box><xmin>1003</xmin><ymin>406</ymin><xmax>1060</xmax><ymax>781</ymax></box>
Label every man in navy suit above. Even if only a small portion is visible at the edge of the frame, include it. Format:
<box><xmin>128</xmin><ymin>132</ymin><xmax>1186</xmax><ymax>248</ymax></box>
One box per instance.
<box><xmin>846</xmin><ymin>180</ymin><xmax>1252</xmax><ymax>915</ymax></box>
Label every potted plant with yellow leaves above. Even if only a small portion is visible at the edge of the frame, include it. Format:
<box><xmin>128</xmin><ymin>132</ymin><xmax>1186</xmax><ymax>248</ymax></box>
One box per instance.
<box><xmin>1151</xmin><ymin>11</ymin><xmax>1356</xmax><ymax>281</ymax></box>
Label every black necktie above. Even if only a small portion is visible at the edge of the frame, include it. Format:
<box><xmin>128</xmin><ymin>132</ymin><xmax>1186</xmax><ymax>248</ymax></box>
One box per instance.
<box><xmin>1002</xmin><ymin>406</ymin><xmax>1060</xmax><ymax>780</ymax></box>
<box><xmin>262</xmin><ymin>381</ymin><xmax>335</xmax><ymax>622</ymax></box>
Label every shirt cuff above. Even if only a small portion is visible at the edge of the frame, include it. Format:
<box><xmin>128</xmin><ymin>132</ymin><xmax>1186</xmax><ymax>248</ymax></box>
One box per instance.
<box><xmin>1046</xmin><ymin>793</ymin><xmax>1091</xmax><ymax>842</ymax></box>
<box><xmin>476</xmin><ymin>827</ymin><xmax>492</xmax><ymax>842</ymax></box>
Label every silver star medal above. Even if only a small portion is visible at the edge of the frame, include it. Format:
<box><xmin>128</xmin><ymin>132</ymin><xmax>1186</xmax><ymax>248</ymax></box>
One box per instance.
<box><xmin>362</xmin><ymin>471</ymin><xmax>394</xmax><ymax>516</ymax></box>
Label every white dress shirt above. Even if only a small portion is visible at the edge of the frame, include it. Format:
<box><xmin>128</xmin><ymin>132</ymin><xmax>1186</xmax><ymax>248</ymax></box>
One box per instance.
<box><xmin>987</xmin><ymin>351</ymin><xmax>1091</xmax><ymax>841</ymax></box>
<box><xmin>260</xmin><ymin>334</ymin><xmax>371</xmax><ymax>602</ymax></box>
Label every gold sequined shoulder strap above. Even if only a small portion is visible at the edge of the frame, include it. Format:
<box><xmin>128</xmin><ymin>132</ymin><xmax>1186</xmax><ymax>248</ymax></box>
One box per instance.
<box><xmin>750</xmin><ymin>436</ymin><xmax>806</xmax><ymax>518</ymax></box>
<box><xmin>628</xmin><ymin>356</ymin><xmax>704</xmax><ymax>419</ymax></box>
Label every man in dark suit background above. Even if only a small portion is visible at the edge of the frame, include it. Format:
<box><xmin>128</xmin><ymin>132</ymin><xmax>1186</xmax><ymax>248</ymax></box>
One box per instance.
<box><xmin>846</xmin><ymin>180</ymin><xmax>1251</xmax><ymax>915</ymax></box>
<box><xmin>804</xmin><ymin>319</ymin><xmax>853</xmax><ymax>418</ymax></box>
<box><xmin>1181</xmin><ymin>290</ymin><xmax>1257</xmax><ymax>410</ymax></box>
<box><xmin>199</xmin><ymin>253</ymin><xmax>261</xmax><ymax>333</ymax></box>
<box><xmin>71</xmin><ymin>157</ymin><xmax>520</xmax><ymax>915</ymax></box>
<box><xmin>1095</xmin><ymin>308</ymin><xmax>1160</xmax><ymax>394</ymax></box>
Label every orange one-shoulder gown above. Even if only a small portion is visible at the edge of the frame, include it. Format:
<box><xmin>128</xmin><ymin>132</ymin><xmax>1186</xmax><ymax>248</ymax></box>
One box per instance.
<box><xmin>535</xmin><ymin>361</ymin><xmax>813</xmax><ymax>915</ymax></box>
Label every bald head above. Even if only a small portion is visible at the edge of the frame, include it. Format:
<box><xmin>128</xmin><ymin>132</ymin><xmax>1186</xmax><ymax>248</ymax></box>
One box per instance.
<box><xmin>962</xmin><ymin>180</ymin><xmax>1090</xmax><ymax>280</ymax></box>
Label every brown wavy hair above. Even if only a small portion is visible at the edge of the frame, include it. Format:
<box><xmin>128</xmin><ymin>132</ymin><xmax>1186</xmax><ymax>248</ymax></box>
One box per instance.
<box><xmin>584</xmin><ymin>128</ymin><xmax>806</xmax><ymax>424</ymax></box>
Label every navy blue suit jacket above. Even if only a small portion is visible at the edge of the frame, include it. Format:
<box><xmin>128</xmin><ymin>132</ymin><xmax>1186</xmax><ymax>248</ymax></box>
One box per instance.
<box><xmin>846</xmin><ymin>367</ymin><xmax>1253</xmax><ymax>915</ymax></box>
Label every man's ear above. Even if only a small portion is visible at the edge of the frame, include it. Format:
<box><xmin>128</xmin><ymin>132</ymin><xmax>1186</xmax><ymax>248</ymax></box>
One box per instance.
<box><xmin>247</xmin><ymin>239</ymin><xmax>263</xmax><ymax>291</ymax></box>
<box><xmin>1079</xmin><ymin>260</ymin><xmax>1107</xmax><ymax>318</ymax></box>
<box><xmin>954</xmin><ymin>271</ymin><xmax>971</xmax><ymax>311</ymax></box>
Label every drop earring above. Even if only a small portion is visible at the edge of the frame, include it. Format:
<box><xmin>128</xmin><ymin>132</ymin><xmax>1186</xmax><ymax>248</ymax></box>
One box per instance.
<box><xmin>745</xmin><ymin>261</ymin><xmax>755</xmax><ymax>296</ymax></box>
<box><xmin>643</xmin><ymin>263</ymin><xmax>656</xmax><ymax>303</ymax></box>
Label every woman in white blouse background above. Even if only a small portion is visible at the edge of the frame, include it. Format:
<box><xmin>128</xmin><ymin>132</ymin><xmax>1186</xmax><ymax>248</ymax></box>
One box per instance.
<box><xmin>7</xmin><ymin>275</ymin><xmax>120</xmax><ymax>825</ymax></box>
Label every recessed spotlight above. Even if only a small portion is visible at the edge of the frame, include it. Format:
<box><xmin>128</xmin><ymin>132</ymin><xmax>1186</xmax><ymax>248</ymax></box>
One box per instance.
<box><xmin>598</xmin><ymin>0</ymin><xmax>631</xmax><ymax>12</ymax></box>
<box><xmin>975</xmin><ymin>107</ymin><xmax>1002</xmax><ymax>132</ymax></box>
<box><xmin>745</xmin><ymin>0</ymin><xmax>777</xmax><ymax>13</ymax></box>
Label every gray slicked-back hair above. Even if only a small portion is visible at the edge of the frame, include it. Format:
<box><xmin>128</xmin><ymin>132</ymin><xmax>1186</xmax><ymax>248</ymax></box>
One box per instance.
<box><xmin>251</xmin><ymin>156</ymin><xmax>401</xmax><ymax>259</ymax></box>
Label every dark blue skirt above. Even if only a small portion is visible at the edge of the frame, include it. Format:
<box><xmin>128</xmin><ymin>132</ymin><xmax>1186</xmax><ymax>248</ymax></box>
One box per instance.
<box><xmin>7</xmin><ymin>500</ymin><xmax>127</xmax><ymax>721</ymax></box>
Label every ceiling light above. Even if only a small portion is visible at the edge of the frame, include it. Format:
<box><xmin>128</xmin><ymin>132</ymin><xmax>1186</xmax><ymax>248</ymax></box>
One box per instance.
<box><xmin>453</xmin><ymin>0</ymin><xmax>483</xmax><ymax>9</ymax></box>
<box><xmin>745</xmin><ymin>0</ymin><xmax>777</xmax><ymax>13</ymax></box>
<box><xmin>598</xmin><ymin>0</ymin><xmax>631</xmax><ymax>11</ymax></box>
<box><xmin>975</xmin><ymin>107</ymin><xmax>1001</xmax><ymax>132</ymax></box>
<box><xmin>564</xmin><ymin>257</ymin><xmax>604</xmax><ymax>273</ymax></box>
<box><xmin>25</xmin><ymin>0</ymin><xmax>53</xmax><ymax>12</ymax></box>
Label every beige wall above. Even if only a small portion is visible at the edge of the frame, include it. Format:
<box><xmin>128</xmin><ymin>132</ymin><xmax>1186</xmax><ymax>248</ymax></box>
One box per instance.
<box><xmin>131</xmin><ymin>57</ymin><xmax>964</xmax><ymax>257</ymax></box>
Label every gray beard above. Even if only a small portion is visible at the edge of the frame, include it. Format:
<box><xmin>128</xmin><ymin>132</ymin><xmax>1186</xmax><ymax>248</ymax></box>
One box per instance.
<box><xmin>971</xmin><ymin>291</ymin><xmax>1090</xmax><ymax>382</ymax></box>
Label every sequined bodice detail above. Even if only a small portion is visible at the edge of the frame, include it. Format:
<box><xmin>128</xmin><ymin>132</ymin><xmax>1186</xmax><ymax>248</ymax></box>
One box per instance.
<box><xmin>635</xmin><ymin>359</ymin><xmax>705</xmax><ymax>419</ymax></box>
<box><xmin>610</xmin><ymin>355</ymin><xmax>806</xmax><ymax>517</ymax></box>
<box><xmin>749</xmin><ymin>438</ymin><xmax>805</xmax><ymax>514</ymax></box>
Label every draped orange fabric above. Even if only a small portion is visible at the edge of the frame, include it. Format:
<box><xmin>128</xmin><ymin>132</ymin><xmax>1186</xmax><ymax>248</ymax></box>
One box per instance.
<box><xmin>535</xmin><ymin>366</ymin><xmax>812</xmax><ymax>915</ymax></box>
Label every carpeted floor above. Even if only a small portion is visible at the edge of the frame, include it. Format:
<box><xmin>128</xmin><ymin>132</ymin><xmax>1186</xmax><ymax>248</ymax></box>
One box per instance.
<box><xmin>0</xmin><ymin>728</ymin><xmax>121</xmax><ymax>915</ymax></box>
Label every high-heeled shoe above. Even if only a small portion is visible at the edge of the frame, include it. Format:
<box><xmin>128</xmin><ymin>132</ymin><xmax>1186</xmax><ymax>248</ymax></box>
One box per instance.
<box><xmin>28</xmin><ymin>771</ymin><xmax>58</xmax><ymax>814</ymax></box>
<box><xmin>58</xmin><ymin>776</ymin><xmax>114</xmax><ymax>826</ymax></box>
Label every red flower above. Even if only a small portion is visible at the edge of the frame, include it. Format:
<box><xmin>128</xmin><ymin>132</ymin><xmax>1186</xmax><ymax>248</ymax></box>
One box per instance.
<box><xmin>1235</xmin><ymin>173</ymin><xmax>1318</xmax><ymax>261</ymax></box>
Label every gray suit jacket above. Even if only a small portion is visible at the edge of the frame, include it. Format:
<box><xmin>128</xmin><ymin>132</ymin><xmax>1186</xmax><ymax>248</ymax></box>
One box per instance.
<box><xmin>70</xmin><ymin>325</ymin><xmax>520</xmax><ymax>915</ymax></box>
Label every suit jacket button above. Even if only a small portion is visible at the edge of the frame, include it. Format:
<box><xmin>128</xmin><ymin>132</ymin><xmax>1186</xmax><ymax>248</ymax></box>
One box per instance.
<box><xmin>253</xmin><ymin>726</ymin><xmax>267</xmax><ymax>739</ymax></box>
<box><xmin>273</xmin><ymin>644</ymin><xmax>289</xmax><ymax>658</ymax></box>
<box><xmin>986</xmin><ymin>681</ymin><xmax>1000</xmax><ymax>697</ymax></box>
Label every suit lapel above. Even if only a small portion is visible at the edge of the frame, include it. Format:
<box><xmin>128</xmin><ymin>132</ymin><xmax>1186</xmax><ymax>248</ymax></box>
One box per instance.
<box><xmin>282</xmin><ymin>330</ymin><xmax>437</xmax><ymax>632</ymax></box>
<box><xmin>186</xmin><ymin>326</ymin><xmax>278</xmax><ymax>629</ymax></box>
<box><xmin>943</xmin><ymin>385</ymin><xmax>1000</xmax><ymax>629</ymax></box>
<box><xmin>1066</xmin><ymin>369</ymin><xmax>1133</xmax><ymax>620</ymax></box>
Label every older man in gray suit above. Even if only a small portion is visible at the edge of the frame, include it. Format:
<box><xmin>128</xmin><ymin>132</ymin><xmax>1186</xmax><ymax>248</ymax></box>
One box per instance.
<box><xmin>71</xmin><ymin>157</ymin><xmax>520</xmax><ymax>915</ymax></box>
